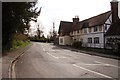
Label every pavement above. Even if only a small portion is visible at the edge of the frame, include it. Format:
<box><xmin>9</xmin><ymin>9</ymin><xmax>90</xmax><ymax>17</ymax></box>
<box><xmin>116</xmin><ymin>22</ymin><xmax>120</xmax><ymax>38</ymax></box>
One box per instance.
<box><xmin>2</xmin><ymin>43</ymin><xmax>32</xmax><ymax>79</ymax></box>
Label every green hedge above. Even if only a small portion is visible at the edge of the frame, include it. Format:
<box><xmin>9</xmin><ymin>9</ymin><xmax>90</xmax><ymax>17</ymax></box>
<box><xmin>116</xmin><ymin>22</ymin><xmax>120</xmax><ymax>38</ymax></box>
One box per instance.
<box><xmin>72</xmin><ymin>41</ymin><xmax>82</xmax><ymax>49</ymax></box>
<box><xmin>117</xmin><ymin>41</ymin><xmax>120</xmax><ymax>53</ymax></box>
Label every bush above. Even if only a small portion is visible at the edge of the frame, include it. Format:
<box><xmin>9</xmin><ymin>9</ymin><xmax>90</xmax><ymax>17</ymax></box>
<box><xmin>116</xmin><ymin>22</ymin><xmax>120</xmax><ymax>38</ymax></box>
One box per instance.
<box><xmin>117</xmin><ymin>41</ymin><xmax>120</xmax><ymax>53</ymax></box>
<box><xmin>72</xmin><ymin>41</ymin><xmax>82</xmax><ymax>49</ymax></box>
<box><xmin>10</xmin><ymin>33</ymin><xmax>30</xmax><ymax>50</ymax></box>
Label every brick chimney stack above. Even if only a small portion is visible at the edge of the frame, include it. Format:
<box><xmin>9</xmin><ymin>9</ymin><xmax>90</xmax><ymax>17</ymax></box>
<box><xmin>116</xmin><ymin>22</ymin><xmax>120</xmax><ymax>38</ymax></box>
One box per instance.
<box><xmin>110</xmin><ymin>0</ymin><xmax>119</xmax><ymax>23</ymax></box>
<box><xmin>73</xmin><ymin>15</ymin><xmax>79</xmax><ymax>23</ymax></box>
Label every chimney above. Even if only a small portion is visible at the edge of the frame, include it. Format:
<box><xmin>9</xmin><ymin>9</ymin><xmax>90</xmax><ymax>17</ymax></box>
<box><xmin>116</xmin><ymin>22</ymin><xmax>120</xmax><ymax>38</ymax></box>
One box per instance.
<box><xmin>110</xmin><ymin>0</ymin><xmax>119</xmax><ymax>23</ymax></box>
<box><xmin>73</xmin><ymin>15</ymin><xmax>79</xmax><ymax>23</ymax></box>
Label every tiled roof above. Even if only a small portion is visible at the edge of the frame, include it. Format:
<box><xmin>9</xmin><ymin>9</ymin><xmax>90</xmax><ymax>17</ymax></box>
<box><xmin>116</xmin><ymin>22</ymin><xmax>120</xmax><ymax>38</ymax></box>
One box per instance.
<box><xmin>72</xmin><ymin>11</ymin><xmax>111</xmax><ymax>31</ymax></box>
<box><xmin>58</xmin><ymin>11</ymin><xmax>111</xmax><ymax>35</ymax></box>
<box><xmin>83</xmin><ymin>11</ymin><xmax>111</xmax><ymax>27</ymax></box>
<box><xmin>106</xmin><ymin>19</ymin><xmax>120</xmax><ymax>36</ymax></box>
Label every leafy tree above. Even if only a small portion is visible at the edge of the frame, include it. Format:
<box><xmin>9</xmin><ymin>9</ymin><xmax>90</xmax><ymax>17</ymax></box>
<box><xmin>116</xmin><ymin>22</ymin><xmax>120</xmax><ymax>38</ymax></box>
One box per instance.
<box><xmin>36</xmin><ymin>25</ymin><xmax>43</xmax><ymax>39</ymax></box>
<box><xmin>2</xmin><ymin>2</ymin><xmax>41</xmax><ymax>50</ymax></box>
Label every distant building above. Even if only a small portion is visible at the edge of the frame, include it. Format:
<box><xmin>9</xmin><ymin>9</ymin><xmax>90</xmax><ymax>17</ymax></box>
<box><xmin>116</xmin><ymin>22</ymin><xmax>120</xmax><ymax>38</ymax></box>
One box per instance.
<box><xmin>58</xmin><ymin>0</ymin><xmax>120</xmax><ymax>48</ymax></box>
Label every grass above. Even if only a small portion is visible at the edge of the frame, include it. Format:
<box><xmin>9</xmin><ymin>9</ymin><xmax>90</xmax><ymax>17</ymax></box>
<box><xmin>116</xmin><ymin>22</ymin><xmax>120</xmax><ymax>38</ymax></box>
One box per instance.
<box><xmin>10</xmin><ymin>40</ymin><xmax>30</xmax><ymax>51</ymax></box>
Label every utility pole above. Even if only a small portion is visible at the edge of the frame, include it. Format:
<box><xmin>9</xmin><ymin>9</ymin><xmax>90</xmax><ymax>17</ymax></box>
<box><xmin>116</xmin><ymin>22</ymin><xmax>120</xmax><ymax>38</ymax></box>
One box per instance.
<box><xmin>53</xmin><ymin>22</ymin><xmax>55</xmax><ymax>36</ymax></box>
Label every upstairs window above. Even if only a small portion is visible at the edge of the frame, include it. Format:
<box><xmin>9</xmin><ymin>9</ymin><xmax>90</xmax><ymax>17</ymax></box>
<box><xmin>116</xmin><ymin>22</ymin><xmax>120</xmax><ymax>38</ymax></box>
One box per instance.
<box><xmin>105</xmin><ymin>24</ymin><xmax>107</xmax><ymax>31</ymax></box>
<box><xmin>83</xmin><ymin>22</ymin><xmax>89</xmax><ymax>28</ymax></box>
<box><xmin>99</xmin><ymin>25</ymin><xmax>102</xmax><ymax>32</ymax></box>
<box><xmin>84</xmin><ymin>28</ymin><xmax>87</xmax><ymax>33</ymax></box>
<box><xmin>89</xmin><ymin>27</ymin><xmax>92</xmax><ymax>33</ymax></box>
<box><xmin>94</xmin><ymin>26</ymin><xmax>98</xmax><ymax>32</ymax></box>
<box><xmin>77</xmin><ymin>30</ymin><xmax>79</xmax><ymax>34</ymax></box>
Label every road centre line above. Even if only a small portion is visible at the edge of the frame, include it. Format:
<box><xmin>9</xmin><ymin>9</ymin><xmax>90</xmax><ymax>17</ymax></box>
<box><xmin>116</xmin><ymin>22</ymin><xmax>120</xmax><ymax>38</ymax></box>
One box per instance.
<box><xmin>95</xmin><ymin>61</ymin><xmax>120</xmax><ymax>68</ymax></box>
<box><xmin>73</xmin><ymin>64</ymin><xmax>114</xmax><ymax>79</ymax></box>
<box><xmin>46</xmin><ymin>52</ymin><xmax>67</xmax><ymax>59</ymax></box>
<box><xmin>46</xmin><ymin>52</ymin><xmax>59</xmax><ymax>59</ymax></box>
<box><xmin>76</xmin><ymin>64</ymin><xmax>105</xmax><ymax>66</ymax></box>
<box><xmin>43</xmin><ymin>48</ymin><xmax>45</xmax><ymax>51</ymax></box>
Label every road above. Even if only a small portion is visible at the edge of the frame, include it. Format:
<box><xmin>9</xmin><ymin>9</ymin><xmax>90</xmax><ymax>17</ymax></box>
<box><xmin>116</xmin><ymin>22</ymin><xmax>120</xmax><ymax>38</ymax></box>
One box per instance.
<box><xmin>15</xmin><ymin>42</ymin><xmax>119</xmax><ymax>79</ymax></box>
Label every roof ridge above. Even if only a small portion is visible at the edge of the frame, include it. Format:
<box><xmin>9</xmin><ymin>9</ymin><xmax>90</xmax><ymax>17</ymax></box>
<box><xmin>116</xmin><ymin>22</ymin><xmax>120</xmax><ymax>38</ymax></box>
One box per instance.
<box><xmin>80</xmin><ymin>11</ymin><xmax>111</xmax><ymax>22</ymax></box>
<box><xmin>61</xmin><ymin>21</ymin><xmax>72</xmax><ymax>23</ymax></box>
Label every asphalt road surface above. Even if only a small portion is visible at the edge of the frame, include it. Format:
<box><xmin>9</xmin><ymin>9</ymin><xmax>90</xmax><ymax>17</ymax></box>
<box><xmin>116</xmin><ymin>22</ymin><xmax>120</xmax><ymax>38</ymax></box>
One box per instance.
<box><xmin>15</xmin><ymin>42</ymin><xmax>119</xmax><ymax>79</ymax></box>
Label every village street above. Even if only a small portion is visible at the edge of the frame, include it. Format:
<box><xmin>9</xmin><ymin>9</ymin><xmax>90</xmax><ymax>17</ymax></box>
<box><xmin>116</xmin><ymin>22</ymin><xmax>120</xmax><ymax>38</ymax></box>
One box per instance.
<box><xmin>14</xmin><ymin>42</ymin><xmax>119</xmax><ymax>79</ymax></box>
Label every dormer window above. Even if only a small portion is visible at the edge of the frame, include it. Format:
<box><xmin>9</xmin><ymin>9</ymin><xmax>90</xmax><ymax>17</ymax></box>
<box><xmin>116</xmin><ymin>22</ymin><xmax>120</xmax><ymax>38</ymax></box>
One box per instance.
<box><xmin>83</xmin><ymin>22</ymin><xmax>89</xmax><ymax>28</ymax></box>
<box><xmin>94</xmin><ymin>26</ymin><xmax>98</xmax><ymax>32</ymax></box>
<box><xmin>84</xmin><ymin>28</ymin><xmax>87</xmax><ymax>33</ymax></box>
<box><xmin>77</xmin><ymin>30</ymin><xmax>79</xmax><ymax>34</ymax></box>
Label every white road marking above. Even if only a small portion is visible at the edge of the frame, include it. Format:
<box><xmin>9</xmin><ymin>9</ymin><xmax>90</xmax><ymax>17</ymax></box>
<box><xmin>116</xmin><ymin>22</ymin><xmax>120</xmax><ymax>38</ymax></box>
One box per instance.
<box><xmin>73</xmin><ymin>64</ymin><xmax>114</xmax><ymax>79</ymax></box>
<box><xmin>77</xmin><ymin>64</ymin><xmax>104</xmax><ymax>66</ymax></box>
<box><xmin>52</xmin><ymin>50</ymin><xmax>56</xmax><ymax>52</ymax></box>
<box><xmin>95</xmin><ymin>61</ymin><xmax>120</xmax><ymax>68</ymax></box>
<box><xmin>43</xmin><ymin>48</ymin><xmax>45</xmax><ymax>51</ymax></box>
<box><xmin>46</xmin><ymin>52</ymin><xmax>59</xmax><ymax>59</ymax></box>
<box><xmin>46</xmin><ymin>52</ymin><xmax>66</xmax><ymax>59</ymax></box>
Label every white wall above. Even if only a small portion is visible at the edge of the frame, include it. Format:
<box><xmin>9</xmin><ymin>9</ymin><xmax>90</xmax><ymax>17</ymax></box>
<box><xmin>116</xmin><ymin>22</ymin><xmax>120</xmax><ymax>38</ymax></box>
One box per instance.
<box><xmin>82</xmin><ymin>33</ymin><xmax>104</xmax><ymax>48</ymax></box>
<box><xmin>59</xmin><ymin>37</ymin><xmax>64</xmax><ymax>45</ymax></box>
<box><xmin>59</xmin><ymin>36</ymin><xmax>72</xmax><ymax>45</ymax></box>
<box><xmin>105</xmin><ymin>15</ymin><xmax>112</xmax><ymax>24</ymax></box>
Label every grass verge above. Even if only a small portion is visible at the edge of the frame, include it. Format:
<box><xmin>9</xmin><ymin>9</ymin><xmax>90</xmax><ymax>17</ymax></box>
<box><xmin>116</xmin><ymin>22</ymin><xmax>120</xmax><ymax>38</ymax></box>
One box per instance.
<box><xmin>10</xmin><ymin>40</ymin><xmax>30</xmax><ymax>51</ymax></box>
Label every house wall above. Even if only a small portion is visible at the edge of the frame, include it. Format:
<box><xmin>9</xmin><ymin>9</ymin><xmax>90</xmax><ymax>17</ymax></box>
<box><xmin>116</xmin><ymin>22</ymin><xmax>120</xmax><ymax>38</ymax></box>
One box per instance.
<box><xmin>82</xmin><ymin>32</ymin><xmax>104</xmax><ymax>48</ymax></box>
<box><xmin>104</xmin><ymin>15</ymin><xmax>112</xmax><ymax>32</ymax></box>
<box><xmin>80</xmin><ymin>15</ymin><xmax>112</xmax><ymax>48</ymax></box>
<box><xmin>59</xmin><ymin>36</ymin><xmax>72</xmax><ymax>45</ymax></box>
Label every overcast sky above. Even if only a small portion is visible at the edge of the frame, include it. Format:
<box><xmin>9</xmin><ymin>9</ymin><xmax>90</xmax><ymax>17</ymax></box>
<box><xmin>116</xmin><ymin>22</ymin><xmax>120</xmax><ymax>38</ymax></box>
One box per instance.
<box><xmin>30</xmin><ymin>0</ymin><xmax>120</xmax><ymax>37</ymax></box>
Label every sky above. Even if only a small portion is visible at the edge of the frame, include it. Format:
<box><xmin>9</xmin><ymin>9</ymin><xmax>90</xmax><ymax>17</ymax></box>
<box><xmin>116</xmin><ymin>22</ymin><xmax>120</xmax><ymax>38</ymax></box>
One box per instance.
<box><xmin>30</xmin><ymin>0</ymin><xmax>120</xmax><ymax>37</ymax></box>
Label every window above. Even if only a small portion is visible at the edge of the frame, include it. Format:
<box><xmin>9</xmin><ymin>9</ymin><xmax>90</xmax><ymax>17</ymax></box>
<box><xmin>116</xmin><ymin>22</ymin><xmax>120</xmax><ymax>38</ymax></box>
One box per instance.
<box><xmin>77</xmin><ymin>30</ymin><xmax>79</xmax><ymax>34</ymax></box>
<box><xmin>84</xmin><ymin>28</ymin><xmax>87</xmax><ymax>33</ymax></box>
<box><xmin>60</xmin><ymin>38</ymin><xmax>63</xmax><ymax>43</ymax></box>
<box><xmin>105</xmin><ymin>25</ymin><xmax>107</xmax><ymax>31</ymax></box>
<box><xmin>88</xmin><ymin>38</ymin><xmax>92</xmax><ymax>43</ymax></box>
<box><xmin>99</xmin><ymin>25</ymin><xmax>102</xmax><ymax>31</ymax></box>
<box><xmin>94</xmin><ymin>26</ymin><xmax>98</xmax><ymax>32</ymax></box>
<box><xmin>80</xmin><ymin>29</ymin><xmax>82</xmax><ymax>34</ymax></box>
<box><xmin>94</xmin><ymin>37</ymin><xmax>99</xmax><ymax>44</ymax></box>
<box><xmin>89</xmin><ymin>27</ymin><xmax>92</xmax><ymax>33</ymax></box>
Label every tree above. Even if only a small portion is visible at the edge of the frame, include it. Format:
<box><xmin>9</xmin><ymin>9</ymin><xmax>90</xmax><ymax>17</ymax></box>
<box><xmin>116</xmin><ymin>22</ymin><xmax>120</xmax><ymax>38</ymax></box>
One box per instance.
<box><xmin>36</xmin><ymin>25</ymin><xmax>43</xmax><ymax>39</ymax></box>
<box><xmin>2</xmin><ymin>2</ymin><xmax>41</xmax><ymax>50</ymax></box>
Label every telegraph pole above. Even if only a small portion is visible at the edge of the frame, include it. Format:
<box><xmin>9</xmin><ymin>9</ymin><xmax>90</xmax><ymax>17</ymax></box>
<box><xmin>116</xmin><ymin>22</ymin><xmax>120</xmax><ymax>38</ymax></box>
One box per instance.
<box><xmin>53</xmin><ymin>22</ymin><xmax>56</xmax><ymax>43</ymax></box>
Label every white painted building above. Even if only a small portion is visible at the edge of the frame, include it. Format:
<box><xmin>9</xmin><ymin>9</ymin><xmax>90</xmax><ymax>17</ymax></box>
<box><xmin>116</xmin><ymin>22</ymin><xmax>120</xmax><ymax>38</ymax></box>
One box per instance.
<box><xmin>58</xmin><ymin>0</ymin><xmax>119</xmax><ymax>49</ymax></box>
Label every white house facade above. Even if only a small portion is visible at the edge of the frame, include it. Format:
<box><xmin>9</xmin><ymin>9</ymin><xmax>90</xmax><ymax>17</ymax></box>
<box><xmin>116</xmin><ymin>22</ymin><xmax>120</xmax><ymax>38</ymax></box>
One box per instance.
<box><xmin>58</xmin><ymin>0</ymin><xmax>119</xmax><ymax>49</ymax></box>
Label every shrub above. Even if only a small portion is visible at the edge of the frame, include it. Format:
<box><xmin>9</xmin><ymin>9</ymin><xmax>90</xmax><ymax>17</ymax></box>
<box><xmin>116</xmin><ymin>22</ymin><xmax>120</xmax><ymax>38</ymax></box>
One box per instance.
<box><xmin>72</xmin><ymin>41</ymin><xmax>82</xmax><ymax>49</ymax></box>
<box><xmin>117</xmin><ymin>41</ymin><xmax>120</xmax><ymax>53</ymax></box>
<box><xmin>10</xmin><ymin>33</ymin><xmax>30</xmax><ymax>50</ymax></box>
